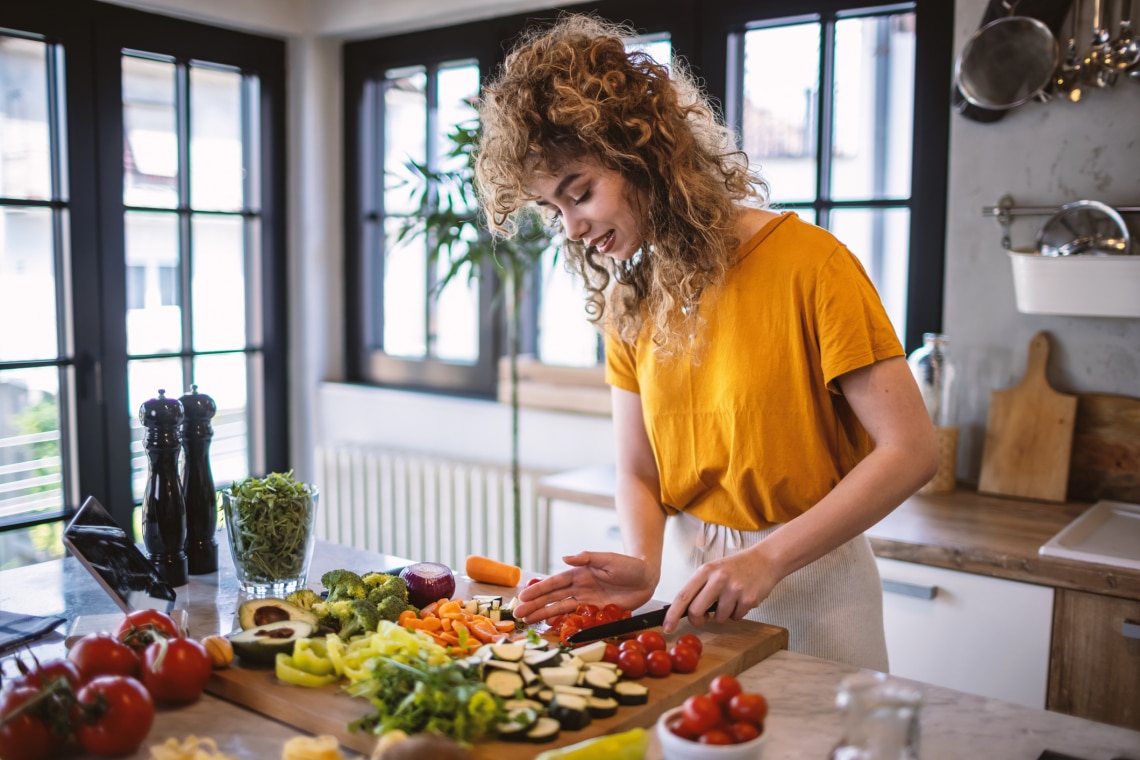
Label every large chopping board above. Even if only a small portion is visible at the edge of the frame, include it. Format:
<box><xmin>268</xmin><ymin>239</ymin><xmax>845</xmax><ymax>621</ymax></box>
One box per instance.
<box><xmin>978</xmin><ymin>332</ymin><xmax>1077</xmax><ymax>502</ymax></box>
<box><xmin>205</xmin><ymin>580</ymin><xmax>787</xmax><ymax>758</ymax></box>
<box><xmin>1068</xmin><ymin>392</ymin><xmax>1140</xmax><ymax>503</ymax></box>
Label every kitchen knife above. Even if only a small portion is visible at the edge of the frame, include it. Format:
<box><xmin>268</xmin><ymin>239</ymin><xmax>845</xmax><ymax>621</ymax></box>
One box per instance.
<box><xmin>565</xmin><ymin>602</ymin><xmax>717</xmax><ymax>644</ymax></box>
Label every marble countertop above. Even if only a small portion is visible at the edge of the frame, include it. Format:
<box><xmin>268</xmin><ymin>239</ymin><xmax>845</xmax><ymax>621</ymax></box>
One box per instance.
<box><xmin>3</xmin><ymin>539</ymin><xmax>1139</xmax><ymax>760</ymax></box>
<box><xmin>537</xmin><ymin>465</ymin><xmax>1140</xmax><ymax>601</ymax></box>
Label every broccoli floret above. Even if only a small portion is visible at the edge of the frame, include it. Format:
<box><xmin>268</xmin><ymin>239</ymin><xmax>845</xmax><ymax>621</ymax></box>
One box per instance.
<box><xmin>285</xmin><ymin>588</ymin><xmax>321</xmax><ymax>611</ymax></box>
<box><xmin>363</xmin><ymin>572</ymin><xmax>408</xmax><ymax>605</ymax></box>
<box><xmin>321</xmin><ymin>569</ymin><xmax>367</xmax><ymax>602</ymax></box>
<box><xmin>374</xmin><ymin>595</ymin><xmax>410</xmax><ymax>623</ymax></box>
<box><xmin>324</xmin><ymin>599</ymin><xmax>381</xmax><ymax>640</ymax></box>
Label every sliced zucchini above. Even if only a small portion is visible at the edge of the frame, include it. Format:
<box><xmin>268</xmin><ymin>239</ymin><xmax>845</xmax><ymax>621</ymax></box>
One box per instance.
<box><xmin>574</xmin><ymin>640</ymin><xmax>608</xmax><ymax>663</ymax></box>
<box><xmin>464</xmin><ymin>599</ymin><xmax>479</xmax><ymax>615</ymax></box>
<box><xmin>550</xmin><ymin>693</ymin><xmax>592</xmax><ymax>731</ymax></box>
<box><xmin>485</xmin><ymin>669</ymin><xmax>526</xmax><ymax>699</ymax></box>
<box><xmin>540</xmin><ymin>665</ymin><xmax>581</xmax><ymax>688</ymax></box>
<box><xmin>586</xmin><ymin>696</ymin><xmax>619</xmax><ymax>719</ymax></box>
<box><xmin>614</xmin><ymin>681</ymin><xmax>649</xmax><ymax>706</ymax></box>
<box><xmin>525</xmin><ymin>716</ymin><xmax>562</xmax><ymax>743</ymax></box>
<box><xmin>490</xmin><ymin>642</ymin><xmax>526</xmax><ymax>662</ymax></box>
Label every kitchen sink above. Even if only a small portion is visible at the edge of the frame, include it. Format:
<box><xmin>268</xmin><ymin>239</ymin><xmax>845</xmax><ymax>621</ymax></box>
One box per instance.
<box><xmin>1039</xmin><ymin>499</ymin><xmax>1140</xmax><ymax>571</ymax></box>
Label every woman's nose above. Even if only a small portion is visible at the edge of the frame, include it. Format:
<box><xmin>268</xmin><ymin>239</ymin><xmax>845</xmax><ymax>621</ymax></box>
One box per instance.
<box><xmin>562</xmin><ymin>210</ymin><xmax>589</xmax><ymax>242</ymax></box>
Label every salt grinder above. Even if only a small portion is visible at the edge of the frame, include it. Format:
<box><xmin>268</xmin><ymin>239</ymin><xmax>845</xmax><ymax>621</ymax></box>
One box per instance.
<box><xmin>140</xmin><ymin>389</ymin><xmax>189</xmax><ymax>586</ymax></box>
<box><xmin>180</xmin><ymin>385</ymin><xmax>218</xmax><ymax>574</ymax></box>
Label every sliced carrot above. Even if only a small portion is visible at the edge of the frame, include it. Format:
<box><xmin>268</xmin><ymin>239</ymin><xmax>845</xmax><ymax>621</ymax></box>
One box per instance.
<box><xmin>403</xmin><ymin>618</ymin><xmax>425</xmax><ymax>631</ymax></box>
<box><xmin>438</xmin><ymin>600</ymin><xmax>462</xmax><ymax>617</ymax></box>
<box><xmin>438</xmin><ymin>631</ymin><xmax>461</xmax><ymax>646</ymax></box>
<box><xmin>398</xmin><ymin>610</ymin><xmax>419</xmax><ymax>627</ymax></box>
<box><xmin>420</xmin><ymin>616</ymin><xmax>442</xmax><ymax>632</ymax></box>
<box><xmin>493</xmin><ymin>620</ymin><xmax>516</xmax><ymax>633</ymax></box>
<box><xmin>469</xmin><ymin>622</ymin><xmax>501</xmax><ymax>644</ymax></box>
<box><xmin>440</xmin><ymin>617</ymin><xmax>453</xmax><ymax>632</ymax></box>
<box><xmin>420</xmin><ymin>600</ymin><xmax>441</xmax><ymax>617</ymax></box>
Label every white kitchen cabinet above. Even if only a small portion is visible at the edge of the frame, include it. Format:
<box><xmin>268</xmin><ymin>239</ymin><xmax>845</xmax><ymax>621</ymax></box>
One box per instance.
<box><xmin>876</xmin><ymin>556</ymin><xmax>1054</xmax><ymax>709</ymax></box>
<box><xmin>546</xmin><ymin>499</ymin><xmax>625</xmax><ymax>575</ymax></box>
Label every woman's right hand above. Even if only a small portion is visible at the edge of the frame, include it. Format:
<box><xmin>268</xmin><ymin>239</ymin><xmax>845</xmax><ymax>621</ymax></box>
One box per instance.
<box><xmin>512</xmin><ymin>551</ymin><xmax>658</xmax><ymax>624</ymax></box>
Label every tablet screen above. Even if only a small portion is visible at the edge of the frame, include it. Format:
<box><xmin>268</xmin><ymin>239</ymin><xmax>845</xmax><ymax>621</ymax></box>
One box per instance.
<box><xmin>63</xmin><ymin>496</ymin><xmax>177</xmax><ymax>613</ymax></box>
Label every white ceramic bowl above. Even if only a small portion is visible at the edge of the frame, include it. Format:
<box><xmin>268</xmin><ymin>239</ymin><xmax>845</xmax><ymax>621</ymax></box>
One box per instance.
<box><xmin>656</xmin><ymin>706</ymin><xmax>767</xmax><ymax>760</ymax></box>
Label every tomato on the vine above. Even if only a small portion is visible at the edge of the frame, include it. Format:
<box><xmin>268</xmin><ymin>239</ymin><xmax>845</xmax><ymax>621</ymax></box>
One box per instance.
<box><xmin>73</xmin><ymin>675</ymin><xmax>154</xmax><ymax>757</ymax></box>
<box><xmin>68</xmin><ymin>632</ymin><xmax>140</xmax><ymax>681</ymax></box>
<box><xmin>141</xmin><ymin>637</ymin><xmax>213</xmax><ymax>704</ymax></box>
<box><xmin>0</xmin><ymin>684</ymin><xmax>66</xmax><ymax>760</ymax></box>
<box><xmin>114</xmin><ymin>609</ymin><xmax>181</xmax><ymax>654</ymax></box>
<box><xmin>635</xmin><ymin>630</ymin><xmax>667</xmax><ymax>653</ymax></box>
<box><xmin>8</xmin><ymin>657</ymin><xmax>82</xmax><ymax>692</ymax></box>
<box><xmin>616</xmin><ymin>648</ymin><xmax>647</xmax><ymax>679</ymax></box>
<box><xmin>669</xmin><ymin>643</ymin><xmax>700</xmax><ymax>673</ymax></box>
<box><xmin>646</xmin><ymin>648</ymin><xmax>673</xmax><ymax>677</ymax></box>
<box><xmin>680</xmin><ymin>693</ymin><xmax>723</xmax><ymax>736</ymax></box>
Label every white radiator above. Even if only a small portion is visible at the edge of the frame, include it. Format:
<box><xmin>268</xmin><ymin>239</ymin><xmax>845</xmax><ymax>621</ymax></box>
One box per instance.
<box><xmin>313</xmin><ymin>446</ymin><xmax>548</xmax><ymax>575</ymax></box>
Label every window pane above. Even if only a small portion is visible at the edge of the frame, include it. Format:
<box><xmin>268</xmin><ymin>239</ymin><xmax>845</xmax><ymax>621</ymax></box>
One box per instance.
<box><xmin>193</xmin><ymin>353</ymin><xmax>249</xmax><ymax>488</ymax></box>
<box><xmin>0</xmin><ymin>522</ymin><xmax>64</xmax><ymax>571</ymax></box>
<box><xmin>433</xmin><ymin>254</ymin><xmax>477</xmax><ymax>363</ymax></box>
<box><xmin>0</xmin><ymin>367</ymin><xmax>63</xmax><ymax>527</ymax></box>
<box><xmin>0</xmin><ymin>206</ymin><xmax>59</xmax><ymax>361</ymax></box>
<box><xmin>125</xmin><ymin>210</ymin><xmax>182</xmax><ymax>355</ymax></box>
<box><xmin>741</xmin><ymin>22</ymin><xmax>820</xmax><ymax>203</ymax></box>
<box><xmin>0</xmin><ymin>37</ymin><xmax>52</xmax><ymax>201</ymax></box>
<box><xmin>538</xmin><ymin>250</ymin><xmax>600</xmax><ymax>367</ymax></box>
<box><xmin>190</xmin><ymin>64</ymin><xmax>244</xmax><ymax>211</ymax></box>
<box><xmin>435</xmin><ymin>64</ymin><xmax>478</xmax><ymax>177</ymax></box>
<box><xmin>123</xmin><ymin>56</ymin><xmax>178</xmax><ymax>209</ymax></box>
<box><xmin>192</xmin><ymin>214</ymin><xmax>245</xmax><ymax>350</ymax></box>
<box><xmin>829</xmin><ymin>206</ymin><xmax>910</xmax><ymax>338</ymax></box>
<box><xmin>628</xmin><ymin>35</ymin><xmax>671</xmax><ymax>69</ymax></box>
<box><xmin>127</xmin><ymin>357</ymin><xmax>184</xmax><ymax>504</ymax></box>
<box><xmin>831</xmin><ymin>13</ymin><xmax>915</xmax><ymax>200</ymax></box>
<box><xmin>383</xmin><ymin>217</ymin><xmax>427</xmax><ymax>358</ymax></box>
<box><xmin>384</xmin><ymin>68</ymin><xmax>426</xmax><ymax>216</ymax></box>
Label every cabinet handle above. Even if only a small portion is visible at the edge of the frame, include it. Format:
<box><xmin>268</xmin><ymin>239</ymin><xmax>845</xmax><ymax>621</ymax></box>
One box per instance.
<box><xmin>1124</xmin><ymin>620</ymin><xmax>1140</xmax><ymax>640</ymax></box>
<box><xmin>881</xmin><ymin>578</ymin><xmax>938</xmax><ymax>600</ymax></box>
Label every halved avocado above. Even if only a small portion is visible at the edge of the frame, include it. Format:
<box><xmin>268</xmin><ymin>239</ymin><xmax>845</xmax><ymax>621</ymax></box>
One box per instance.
<box><xmin>238</xmin><ymin>597</ymin><xmax>318</xmax><ymax>630</ymax></box>
<box><xmin>229</xmin><ymin>619</ymin><xmax>315</xmax><ymax>664</ymax></box>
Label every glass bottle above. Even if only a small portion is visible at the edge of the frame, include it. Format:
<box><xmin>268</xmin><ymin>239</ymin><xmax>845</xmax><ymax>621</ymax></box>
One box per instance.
<box><xmin>180</xmin><ymin>385</ymin><xmax>218</xmax><ymax>575</ymax></box>
<box><xmin>830</xmin><ymin>672</ymin><xmax>923</xmax><ymax>760</ymax></box>
<box><xmin>907</xmin><ymin>333</ymin><xmax>957</xmax><ymax>427</ymax></box>
<box><xmin>140</xmin><ymin>389</ymin><xmax>189</xmax><ymax>587</ymax></box>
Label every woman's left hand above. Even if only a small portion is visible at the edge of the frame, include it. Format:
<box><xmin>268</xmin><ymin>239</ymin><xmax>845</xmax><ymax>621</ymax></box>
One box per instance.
<box><xmin>661</xmin><ymin>544</ymin><xmax>778</xmax><ymax>634</ymax></box>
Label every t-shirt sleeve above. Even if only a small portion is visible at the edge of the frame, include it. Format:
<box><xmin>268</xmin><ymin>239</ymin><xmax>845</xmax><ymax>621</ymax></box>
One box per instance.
<box><xmin>604</xmin><ymin>332</ymin><xmax>641</xmax><ymax>394</ymax></box>
<box><xmin>816</xmin><ymin>245</ymin><xmax>905</xmax><ymax>393</ymax></box>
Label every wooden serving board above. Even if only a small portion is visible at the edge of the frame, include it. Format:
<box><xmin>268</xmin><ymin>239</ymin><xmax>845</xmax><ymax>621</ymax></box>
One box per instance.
<box><xmin>978</xmin><ymin>331</ymin><xmax>1078</xmax><ymax>502</ymax></box>
<box><xmin>205</xmin><ymin>579</ymin><xmax>787</xmax><ymax>758</ymax></box>
<box><xmin>1068</xmin><ymin>392</ymin><xmax>1140</xmax><ymax>503</ymax></box>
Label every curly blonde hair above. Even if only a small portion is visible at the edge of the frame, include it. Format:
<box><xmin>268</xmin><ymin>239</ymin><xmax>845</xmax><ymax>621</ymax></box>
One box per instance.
<box><xmin>475</xmin><ymin>13</ymin><xmax>767</xmax><ymax>353</ymax></box>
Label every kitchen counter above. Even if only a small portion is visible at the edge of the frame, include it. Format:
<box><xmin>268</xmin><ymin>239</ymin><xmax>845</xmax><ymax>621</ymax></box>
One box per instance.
<box><xmin>3</xmin><ymin>539</ymin><xmax>1139</xmax><ymax>759</ymax></box>
<box><xmin>538</xmin><ymin>464</ymin><xmax>1140</xmax><ymax>602</ymax></box>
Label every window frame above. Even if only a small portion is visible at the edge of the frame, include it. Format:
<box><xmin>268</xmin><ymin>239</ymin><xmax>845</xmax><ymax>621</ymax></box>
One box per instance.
<box><xmin>0</xmin><ymin>0</ymin><xmax>288</xmax><ymax>534</ymax></box>
<box><xmin>344</xmin><ymin>0</ymin><xmax>950</xmax><ymax>397</ymax></box>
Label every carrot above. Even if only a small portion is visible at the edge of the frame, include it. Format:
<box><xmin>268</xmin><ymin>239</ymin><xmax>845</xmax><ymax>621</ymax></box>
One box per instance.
<box><xmin>420</xmin><ymin>600</ymin><xmax>441</xmax><ymax>617</ymax></box>
<box><xmin>493</xmin><ymin>619</ymin><xmax>516</xmax><ymax>633</ymax></box>
<box><xmin>437</xmin><ymin>600</ymin><xmax>462</xmax><ymax>617</ymax></box>
<box><xmin>465</xmin><ymin>554</ymin><xmax>522</xmax><ymax>587</ymax></box>
<box><xmin>398</xmin><ymin>610</ymin><xmax>419</xmax><ymax>627</ymax></box>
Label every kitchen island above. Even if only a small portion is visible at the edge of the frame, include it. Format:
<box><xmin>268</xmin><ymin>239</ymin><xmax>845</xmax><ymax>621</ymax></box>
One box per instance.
<box><xmin>2</xmin><ymin>539</ymin><xmax>1138</xmax><ymax>760</ymax></box>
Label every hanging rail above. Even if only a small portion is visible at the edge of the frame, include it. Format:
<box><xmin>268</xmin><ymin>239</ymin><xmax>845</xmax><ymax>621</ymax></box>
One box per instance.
<box><xmin>982</xmin><ymin>194</ymin><xmax>1140</xmax><ymax>249</ymax></box>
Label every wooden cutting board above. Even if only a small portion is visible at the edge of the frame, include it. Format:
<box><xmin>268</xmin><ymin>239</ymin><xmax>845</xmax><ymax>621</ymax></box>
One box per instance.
<box><xmin>1068</xmin><ymin>392</ymin><xmax>1140</xmax><ymax>503</ymax></box>
<box><xmin>205</xmin><ymin>583</ymin><xmax>787</xmax><ymax>758</ymax></box>
<box><xmin>978</xmin><ymin>331</ymin><xmax>1078</xmax><ymax>502</ymax></box>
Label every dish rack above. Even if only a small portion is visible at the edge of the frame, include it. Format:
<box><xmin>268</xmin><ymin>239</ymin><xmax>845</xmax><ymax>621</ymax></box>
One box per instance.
<box><xmin>983</xmin><ymin>195</ymin><xmax>1140</xmax><ymax>318</ymax></box>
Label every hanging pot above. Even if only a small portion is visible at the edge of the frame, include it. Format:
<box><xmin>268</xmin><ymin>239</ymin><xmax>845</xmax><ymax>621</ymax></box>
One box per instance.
<box><xmin>955</xmin><ymin>3</ymin><xmax>1060</xmax><ymax>110</ymax></box>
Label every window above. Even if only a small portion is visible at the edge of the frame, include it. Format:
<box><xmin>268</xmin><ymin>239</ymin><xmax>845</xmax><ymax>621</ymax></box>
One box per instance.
<box><xmin>345</xmin><ymin>0</ymin><xmax>949</xmax><ymax>397</ymax></box>
<box><xmin>0</xmin><ymin>2</ymin><xmax>287</xmax><ymax>569</ymax></box>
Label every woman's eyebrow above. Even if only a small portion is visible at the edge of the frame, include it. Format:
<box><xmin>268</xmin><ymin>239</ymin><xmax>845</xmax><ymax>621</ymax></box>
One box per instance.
<box><xmin>535</xmin><ymin>172</ymin><xmax>583</xmax><ymax>206</ymax></box>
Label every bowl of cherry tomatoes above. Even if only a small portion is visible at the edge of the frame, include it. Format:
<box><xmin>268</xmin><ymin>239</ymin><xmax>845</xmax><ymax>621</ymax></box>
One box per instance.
<box><xmin>656</xmin><ymin>674</ymin><xmax>768</xmax><ymax>759</ymax></box>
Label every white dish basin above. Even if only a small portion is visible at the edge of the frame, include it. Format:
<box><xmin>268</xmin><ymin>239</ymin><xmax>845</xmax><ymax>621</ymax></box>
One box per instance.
<box><xmin>1039</xmin><ymin>500</ymin><xmax>1140</xmax><ymax>571</ymax></box>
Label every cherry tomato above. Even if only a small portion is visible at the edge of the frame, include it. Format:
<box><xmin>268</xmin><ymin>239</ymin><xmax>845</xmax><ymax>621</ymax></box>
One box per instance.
<box><xmin>547</xmin><ymin>614</ymin><xmax>566</xmax><ymax>631</ymax></box>
<box><xmin>698</xmin><ymin>728</ymin><xmax>734</xmax><ymax>745</ymax></box>
<box><xmin>669</xmin><ymin>643</ymin><xmax>700</xmax><ymax>673</ymax></box>
<box><xmin>574</xmin><ymin>603</ymin><xmax>600</xmax><ymax>622</ymax></box>
<box><xmin>602</xmin><ymin>642</ymin><xmax>621</xmax><ymax>664</ymax></box>
<box><xmin>68</xmin><ymin>632</ymin><xmax>140</xmax><ymax>681</ymax></box>
<box><xmin>559</xmin><ymin>620</ymin><xmax>582</xmax><ymax>647</ymax></box>
<box><xmin>618</xmin><ymin>639</ymin><xmax>647</xmax><ymax>656</ymax></box>
<box><xmin>593</xmin><ymin>609</ymin><xmax>616</xmax><ymax>625</ymax></box>
<box><xmin>676</xmin><ymin>633</ymin><xmax>703</xmax><ymax>655</ymax></box>
<box><xmin>141</xmin><ymin>637</ymin><xmax>213</xmax><ymax>704</ymax></box>
<box><xmin>564</xmin><ymin>613</ymin><xmax>589</xmax><ymax>631</ymax></box>
<box><xmin>636</xmin><ymin>630</ymin><xmax>667</xmax><ymax>652</ymax></box>
<box><xmin>113</xmin><ymin>609</ymin><xmax>181</xmax><ymax>655</ymax></box>
<box><xmin>602</xmin><ymin>603</ymin><xmax>624</xmax><ymax>620</ymax></box>
<box><xmin>681</xmin><ymin>693</ymin><xmax>723</xmax><ymax>736</ymax></box>
<box><xmin>0</xmin><ymin>684</ymin><xmax>65</xmax><ymax>760</ymax></box>
<box><xmin>74</xmin><ymin>675</ymin><xmax>154</xmax><ymax>757</ymax></box>
<box><xmin>729</xmin><ymin>720</ymin><xmax>762</xmax><ymax>743</ymax></box>
<box><xmin>727</xmin><ymin>692</ymin><xmax>769</xmax><ymax>726</ymax></box>
<box><xmin>666</xmin><ymin>713</ymin><xmax>700</xmax><ymax>740</ymax></box>
<box><xmin>708</xmin><ymin>673</ymin><xmax>743</xmax><ymax>705</ymax></box>
<box><xmin>646</xmin><ymin>648</ymin><xmax>673</xmax><ymax>677</ymax></box>
<box><xmin>616</xmin><ymin>648</ymin><xmax>647</xmax><ymax>679</ymax></box>
<box><xmin>621</xmin><ymin>609</ymin><xmax>633</xmax><ymax>619</ymax></box>
<box><xmin>525</xmin><ymin>577</ymin><xmax>542</xmax><ymax>587</ymax></box>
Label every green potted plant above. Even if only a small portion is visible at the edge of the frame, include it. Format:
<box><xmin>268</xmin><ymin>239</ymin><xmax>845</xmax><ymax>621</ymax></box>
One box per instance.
<box><xmin>395</xmin><ymin>119</ymin><xmax>555</xmax><ymax>569</ymax></box>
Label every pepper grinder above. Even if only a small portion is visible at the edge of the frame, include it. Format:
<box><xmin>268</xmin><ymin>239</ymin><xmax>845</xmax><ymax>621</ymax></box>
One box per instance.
<box><xmin>140</xmin><ymin>389</ymin><xmax>189</xmax><ymax>586</ymax></box>
<box><xmin>180</xmin><ymin>385</ymin><xmax>218</xmax><ymax>574</ymax></box>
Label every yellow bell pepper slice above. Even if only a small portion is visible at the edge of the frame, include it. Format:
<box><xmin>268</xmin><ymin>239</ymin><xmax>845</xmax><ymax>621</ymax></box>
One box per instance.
<box><xmin>292</xmin><ymin>639</ymin><xmax>335</xmax><ymax>676</ymax></box>
<box><xmin>275</xmin><ymin>653</ymin><xmax>340</xmax><ymax>688</ymax></box>
<box><xmin>534</xmin><ymin>728</ymin><xmax>649</xmax><ymax>760</ymax></box>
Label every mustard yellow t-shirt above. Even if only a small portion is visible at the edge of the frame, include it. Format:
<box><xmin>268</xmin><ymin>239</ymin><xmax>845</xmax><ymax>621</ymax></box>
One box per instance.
<box><xmin>605</xmin><ymin>212</ymin><xmax>903</xmax><ymax>531</ymax></box>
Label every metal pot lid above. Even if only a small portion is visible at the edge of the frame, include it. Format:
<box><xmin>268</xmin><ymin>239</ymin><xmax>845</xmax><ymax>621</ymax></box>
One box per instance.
<box><xmin>1037</xmin><ymin>200</ymin><xmax>1132</xmax><ymax>257</ymax></box>
<box><xmin>955</xmin><ymin>16</ymin><xmax>1058</xmax><ymax>111</ymax></box>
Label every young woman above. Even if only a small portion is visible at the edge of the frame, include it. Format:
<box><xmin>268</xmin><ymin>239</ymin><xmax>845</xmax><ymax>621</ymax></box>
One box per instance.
<box><xmin>478</xmin><ymin>14</ymin><xmax>939</xmax><ymax>670</ymax></box>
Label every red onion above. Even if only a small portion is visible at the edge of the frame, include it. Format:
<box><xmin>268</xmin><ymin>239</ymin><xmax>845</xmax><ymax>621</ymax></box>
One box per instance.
<box><xmin>399</xmin><ymin>562</ymin><xmax>457</xmax><ymax>608</ymax></box>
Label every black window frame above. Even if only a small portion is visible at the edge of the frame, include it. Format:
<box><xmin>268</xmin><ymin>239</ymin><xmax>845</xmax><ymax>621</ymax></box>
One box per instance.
<box><xmin>0</xmin><ymin>0</ymin><xmax>288</xmax><ymax>535</ymax></box>
<box><xmin>344</xmin><ymin>0</ymin><xmax>950</xmax><ymax>398</ymax></box>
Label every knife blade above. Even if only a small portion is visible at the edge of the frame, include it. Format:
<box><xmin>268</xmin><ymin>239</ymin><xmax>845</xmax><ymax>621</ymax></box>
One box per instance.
<box><xmin>564</xmin><ymin>602</ymin><xmax>717</xmax><ymax>644</ymax></box>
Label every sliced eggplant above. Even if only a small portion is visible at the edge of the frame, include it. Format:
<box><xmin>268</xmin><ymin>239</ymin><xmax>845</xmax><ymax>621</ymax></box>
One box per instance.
<box><xmin>490</xmin><ymin>642</ymin><xmax>526</xmax><ymax>662</ymax></box>
<box><xmin>524</xmin><ymin>684</ymin><xmax>545</xmax><ymax>699</ymax></box>
<box><xmin>485</xmin><ymin>669</ymin><xmax>526</xmax><ymax>699</ymax></box>
<box><xmin>583</xmin><ymin>666</ymin><xmax>619</xmax><ymax>697</ymax></box>
<box><xmin>523</xmin><ymin>648</ymin><xmax>562</xmax><ymax>669</ymax></box>
<box><xmin>536</xmin><ymin>688</ymin><xmax>554</xmax><ymax>703</ymax></box>
<box><xmin>525</xmin><ymin>716</ymin><xmax>561</xmax><ymax>743</ymax></box>
<box><xmin>551</xmin><ymin>684</ymin><xmax>594</xmax><ymax>698</ymax></box>
<box><xmin>539</xmin><ymin>665</ymin><xmax>581</xmax><ymax>688</ymax></box>
<box><xmin>484</xmin><ymin>659</ymin><xmax>521</xmax><ymax>673</ymax></box>
<box><xmin>519</xmin><ymin>662</ymin><xmax>539</xmax><ymax>685</ymax></box>
<box><xmin>503</xmin><ymin>698</ymin><xmax>545</xmax><ymax>713</ymax></box>
<box><xmin>549</xmin><ymin>693</ymin><xmax>592</xmax><ymax>731</ymax></box>
<box><xmin>587</xmin><ymin>696</ymin><xmax>619</xmax><ymax>719</ymax></box>
<box><xmin>496</xmin><ymin>707</ymin><xmax>538</xmax><ymax>743</ymax></box>
<box><xmin>574</xmin><ymin>640</ymin><xmax>608</xmax><ymax>663</ymax></box>
<box><xmin>614</xmin><ymin>681</ymin><xmax>649</xmax><ymax>706</ymax></box>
